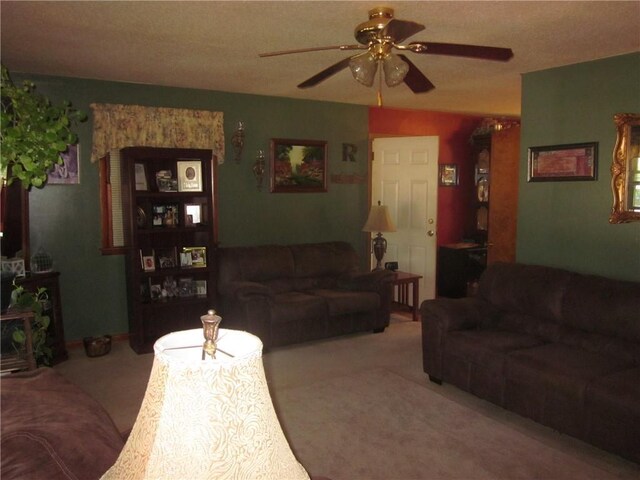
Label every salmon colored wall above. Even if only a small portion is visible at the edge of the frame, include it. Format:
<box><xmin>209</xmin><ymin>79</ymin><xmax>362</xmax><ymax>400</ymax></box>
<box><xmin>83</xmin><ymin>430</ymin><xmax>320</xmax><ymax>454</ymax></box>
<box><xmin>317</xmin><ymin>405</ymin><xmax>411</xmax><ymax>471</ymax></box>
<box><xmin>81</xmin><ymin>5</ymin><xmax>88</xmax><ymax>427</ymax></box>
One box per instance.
<box><xmin>369</xmin><ymin>107</ymin><xmax>483</xmax><ymax>245</ymax></box>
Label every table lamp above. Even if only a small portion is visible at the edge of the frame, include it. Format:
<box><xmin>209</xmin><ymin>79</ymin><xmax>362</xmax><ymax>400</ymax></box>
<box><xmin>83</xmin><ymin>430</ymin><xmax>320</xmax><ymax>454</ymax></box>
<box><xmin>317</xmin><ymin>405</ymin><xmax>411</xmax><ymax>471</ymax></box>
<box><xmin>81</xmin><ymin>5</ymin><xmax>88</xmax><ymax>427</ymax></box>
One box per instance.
<box><xmin>101</xmin><ymin>311</ymin><xmax>309</xmax><ymax>480</ymax></box>
<box><xmin>362</xmin><ymin>201</ymin><xmax>396</xmax><ymax>270</ymax></box>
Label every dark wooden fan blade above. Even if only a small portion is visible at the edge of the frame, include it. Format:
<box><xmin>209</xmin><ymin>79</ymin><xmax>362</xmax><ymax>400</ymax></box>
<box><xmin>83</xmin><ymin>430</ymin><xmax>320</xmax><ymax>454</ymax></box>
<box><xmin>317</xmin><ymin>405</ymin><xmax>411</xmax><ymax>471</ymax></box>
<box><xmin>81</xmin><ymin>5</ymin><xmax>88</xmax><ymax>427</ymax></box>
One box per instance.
<box><xmin>259</xmin><ymin>45</ymin><xmax>363</xmax><ymax>57</ymax></box>
<box><xmin>297</xmin><ymin>56</ymin><xmax>353</xmax><ymax>89</ymax></box>
<box><xmin>410</xmin><ymin>42</ymin><xmax>513</xmax><ymax>61</ymax></box>
<box><xmin>398</xmin><ymin>55</ymin><xmax>435</xmax><ymax>94</ymax></box>
<box><xmin>383</xmin><ymin>19</ymin><xmax>425</xmax><ymax>43</ymax></box>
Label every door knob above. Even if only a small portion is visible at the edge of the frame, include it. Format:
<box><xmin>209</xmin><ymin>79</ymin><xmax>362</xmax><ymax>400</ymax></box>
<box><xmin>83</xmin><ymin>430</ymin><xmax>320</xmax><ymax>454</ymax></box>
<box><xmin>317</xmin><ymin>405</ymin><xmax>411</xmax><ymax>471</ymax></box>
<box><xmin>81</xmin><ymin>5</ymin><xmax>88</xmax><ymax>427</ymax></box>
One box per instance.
<box><xmin>427</xmin><ymin>230</ymin><xmax>435</xmax><ymax>237</ymax></box>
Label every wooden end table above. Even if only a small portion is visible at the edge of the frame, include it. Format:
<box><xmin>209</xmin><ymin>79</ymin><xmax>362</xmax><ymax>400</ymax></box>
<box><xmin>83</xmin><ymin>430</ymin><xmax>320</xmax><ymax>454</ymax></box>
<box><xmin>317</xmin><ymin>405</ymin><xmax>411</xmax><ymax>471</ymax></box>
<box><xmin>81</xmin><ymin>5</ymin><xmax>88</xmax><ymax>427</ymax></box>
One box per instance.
<box><xmin>390</xmin><ymin>271</ymin><xmax>422</xmax><ymax>322</ymax></box>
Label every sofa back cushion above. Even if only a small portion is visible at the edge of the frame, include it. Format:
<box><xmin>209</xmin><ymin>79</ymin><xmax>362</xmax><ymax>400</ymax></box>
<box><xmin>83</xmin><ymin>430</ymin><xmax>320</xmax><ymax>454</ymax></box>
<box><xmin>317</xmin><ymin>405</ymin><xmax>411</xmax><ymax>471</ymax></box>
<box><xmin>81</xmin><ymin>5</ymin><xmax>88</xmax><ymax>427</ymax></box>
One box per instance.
<box><xmin>218</xmin><ymin>244</ymin><xmax>295</xmax><ymax>285</ymax></box>
<box><xmin>561</xmin><ymin>272</ymin><xmax>640</xmax><ymax>343</ymax></box>
<box><xmin>290</xmin><ymin>241</ymin><xmax>359</xmax><ymax>278</ymax></box>
<box><xmin>478</xmin><ymin>262</ymin><xmax>572</xmax><ymax>322</ymax></box>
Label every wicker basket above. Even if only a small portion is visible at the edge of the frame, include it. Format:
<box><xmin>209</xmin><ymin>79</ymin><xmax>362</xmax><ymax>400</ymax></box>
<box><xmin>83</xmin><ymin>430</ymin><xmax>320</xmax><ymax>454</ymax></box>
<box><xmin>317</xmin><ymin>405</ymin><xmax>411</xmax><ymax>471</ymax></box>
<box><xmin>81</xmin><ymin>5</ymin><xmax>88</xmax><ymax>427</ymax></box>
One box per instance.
<box><xmin>83</xmin><ymin>335</ymin><xmax>112</xmax><ymax>357</ymax></box>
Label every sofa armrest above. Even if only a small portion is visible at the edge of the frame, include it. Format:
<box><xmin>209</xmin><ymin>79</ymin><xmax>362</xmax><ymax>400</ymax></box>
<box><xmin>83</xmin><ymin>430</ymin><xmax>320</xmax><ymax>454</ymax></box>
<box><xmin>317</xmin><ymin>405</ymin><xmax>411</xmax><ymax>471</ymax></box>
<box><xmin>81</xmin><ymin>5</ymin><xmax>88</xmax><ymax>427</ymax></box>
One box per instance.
<box><xmin>219</xmin><ymin>280</ymin><xmax>272</xmax><ymax>301</ymax></box>
<box><xmin>421</xmin><ymin>297</ymin><xmax>490</xmax><ymax>382</ymax></box>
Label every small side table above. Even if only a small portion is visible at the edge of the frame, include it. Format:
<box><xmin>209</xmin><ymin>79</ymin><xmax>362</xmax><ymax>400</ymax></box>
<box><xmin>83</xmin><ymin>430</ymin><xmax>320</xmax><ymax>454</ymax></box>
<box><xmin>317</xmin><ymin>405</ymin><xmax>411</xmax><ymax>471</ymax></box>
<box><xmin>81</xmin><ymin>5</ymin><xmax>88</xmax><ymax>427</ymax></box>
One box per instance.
<box><xmin>390</xmin><ymin>271</ymin><xmax>422</xmax><ymax>322</ymax></box>
<box><xmin>0</xmin><ymin>310</ymin><xmax>36</xmax><ymax>372</ymax></box>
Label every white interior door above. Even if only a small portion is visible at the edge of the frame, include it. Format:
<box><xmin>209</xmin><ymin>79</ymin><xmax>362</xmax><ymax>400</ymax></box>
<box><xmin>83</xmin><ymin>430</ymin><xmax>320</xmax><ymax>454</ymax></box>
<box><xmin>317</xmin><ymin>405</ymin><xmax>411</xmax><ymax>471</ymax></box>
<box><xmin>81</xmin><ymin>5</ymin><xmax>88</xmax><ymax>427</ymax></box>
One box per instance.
<box><xmin>371</xmin><ymin>136</ymin><xmax>439</xmax><ymax>303</ymax></box>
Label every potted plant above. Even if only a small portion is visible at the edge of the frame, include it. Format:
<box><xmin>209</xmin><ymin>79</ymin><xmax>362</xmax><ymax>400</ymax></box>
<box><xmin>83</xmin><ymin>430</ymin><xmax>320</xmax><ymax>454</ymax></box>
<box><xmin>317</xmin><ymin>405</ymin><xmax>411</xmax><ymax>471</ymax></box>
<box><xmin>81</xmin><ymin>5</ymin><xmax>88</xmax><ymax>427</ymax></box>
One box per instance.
<box><xmin>6</xmin><ymin>283</ymin><xmax>53</xmax><ymax>366</ymax></box>
<box><xmin>0</xmin><ymin>65</ymin><xmax>86</xmax><ymax>310</ymax></box>
<box><xmin>0</xmin><ymin>64</ymin><xmax>86</xmax><ymax>189</ymax></box>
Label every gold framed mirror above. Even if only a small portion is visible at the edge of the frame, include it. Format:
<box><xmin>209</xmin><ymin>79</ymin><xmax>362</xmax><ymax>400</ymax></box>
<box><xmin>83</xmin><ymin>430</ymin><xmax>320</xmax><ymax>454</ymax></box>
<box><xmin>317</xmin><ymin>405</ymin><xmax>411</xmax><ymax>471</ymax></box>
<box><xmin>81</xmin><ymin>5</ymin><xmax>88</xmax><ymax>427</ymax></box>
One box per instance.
<box><xmin>610</xmin><ymin>113</ymin><xmax>640</xmax><ymax>223</ymax></box>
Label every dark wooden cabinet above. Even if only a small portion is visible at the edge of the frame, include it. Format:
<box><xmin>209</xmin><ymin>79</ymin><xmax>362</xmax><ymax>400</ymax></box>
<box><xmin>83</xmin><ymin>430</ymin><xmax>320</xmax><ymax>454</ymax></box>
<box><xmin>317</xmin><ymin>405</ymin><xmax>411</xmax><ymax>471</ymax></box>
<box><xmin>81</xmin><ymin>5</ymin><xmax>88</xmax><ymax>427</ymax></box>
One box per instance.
<box><xmin>437</xmin><ymin>244</ymin><xmax>487</xmax><ymax>298</ymax></box>
<box><xmin>120</xmin><ymin>147</ymin><xmax>218</xmax><ymax>353</ymax></box>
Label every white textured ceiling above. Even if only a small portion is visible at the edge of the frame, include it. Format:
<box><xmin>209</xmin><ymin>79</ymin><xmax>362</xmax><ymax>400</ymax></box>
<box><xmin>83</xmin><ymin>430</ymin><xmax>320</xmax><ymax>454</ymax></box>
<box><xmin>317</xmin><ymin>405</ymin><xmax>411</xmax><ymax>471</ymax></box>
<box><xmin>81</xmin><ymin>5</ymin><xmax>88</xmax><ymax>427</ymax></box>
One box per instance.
<box><xmin>1</xmin><ymin>1</ymin><xmax>639</xmax><ymax>116</ymax></box>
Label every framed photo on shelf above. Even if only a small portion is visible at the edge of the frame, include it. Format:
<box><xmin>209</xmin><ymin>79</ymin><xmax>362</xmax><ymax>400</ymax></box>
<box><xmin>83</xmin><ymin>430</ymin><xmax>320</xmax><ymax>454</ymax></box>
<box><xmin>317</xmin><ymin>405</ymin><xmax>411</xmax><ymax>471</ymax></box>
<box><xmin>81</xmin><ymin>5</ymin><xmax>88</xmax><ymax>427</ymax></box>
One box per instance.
<box><xmin>177</xmin><ymin>160</ymin><xmax>203</xmax><ymax>192</ymax></box>
<box><xmin>180</xmin><ymin>246</ymin><xmax>207</xmax><ymax>268</ymax></box>
<box><xmin>184</xmin><ymin>203</ymin><xmax>202</xmax><ymax>226</ymax></box>
<box><xmin>178</xmin><ymin>277</ymin><xmax>194</xmax><ymax>297</ymax></box>
<box><xmin>152</xmin><ymin>204</ymin><xmax>179</xmax><ymax>227</ymax></box>
<box><xmin>135</xmin><ymin>163</ymin><xmax>148</xmax><ymax>191</ymax></box>
<box><xmin>270</xmin><ymin>138</ymin><xmax>327</xmax><ymax>193</ymax></box>
<box><xmin>194</xmin><ymin>280</ymin><xmax>207</xmax><ymax>297</ymax></box>
<box><xmin>155</xmin><ymin>170</ymin><xmax>178</xmax><ymax>192</ymax></box>
<box><xmin>142</xmin><ymin>255</ymin><xmax>156</xmax><ymax>272</ymax></box>
<box><xmin>439</xmin><ymin>164</ymin><xmax>459</xmax><ymax>186</ymax></box>
<box><xmin>149</xmin><ymin>283</ymin><xmax>162</xmax><ymax>301</ymax></box>
<box><xmin>156</xmin><ymin>247</ymin><xmax>177</xmax><ymax>269</ymax></box>
<box><xmin>528</xmin><ymin>142</ymin><xmax>598</xmax><ymax>182</ymax></box>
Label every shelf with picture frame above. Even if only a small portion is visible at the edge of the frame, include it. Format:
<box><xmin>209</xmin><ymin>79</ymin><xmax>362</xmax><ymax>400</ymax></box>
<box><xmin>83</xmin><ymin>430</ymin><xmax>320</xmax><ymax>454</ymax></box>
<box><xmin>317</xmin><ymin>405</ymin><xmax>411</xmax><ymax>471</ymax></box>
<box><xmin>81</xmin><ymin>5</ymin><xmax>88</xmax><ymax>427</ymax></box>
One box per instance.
<box><xmin>120</xmin><ymin>147</ymin><xmax>218</xmax><ymax>354</ymax></box>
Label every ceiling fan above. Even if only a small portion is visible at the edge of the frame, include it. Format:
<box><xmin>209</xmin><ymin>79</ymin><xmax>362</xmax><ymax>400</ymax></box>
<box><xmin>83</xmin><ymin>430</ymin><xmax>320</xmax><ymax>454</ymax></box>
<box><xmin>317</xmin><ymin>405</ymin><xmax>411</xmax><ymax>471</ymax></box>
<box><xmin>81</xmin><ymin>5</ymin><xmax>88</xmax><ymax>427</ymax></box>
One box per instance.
<box><xmin>259</xmin><ymin>6</ymin><xmax>513</xmax><ymax>105</ymax></box>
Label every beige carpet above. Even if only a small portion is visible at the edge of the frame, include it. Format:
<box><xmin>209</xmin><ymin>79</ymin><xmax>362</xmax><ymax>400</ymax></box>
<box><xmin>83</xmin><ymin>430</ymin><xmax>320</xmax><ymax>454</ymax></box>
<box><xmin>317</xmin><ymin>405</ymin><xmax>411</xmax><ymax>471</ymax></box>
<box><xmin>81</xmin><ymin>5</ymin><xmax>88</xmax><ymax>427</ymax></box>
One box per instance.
<box><xmin>54</xmin><ymin>315</ymin><xmax>640</xmax><ymax>480</ymax></box>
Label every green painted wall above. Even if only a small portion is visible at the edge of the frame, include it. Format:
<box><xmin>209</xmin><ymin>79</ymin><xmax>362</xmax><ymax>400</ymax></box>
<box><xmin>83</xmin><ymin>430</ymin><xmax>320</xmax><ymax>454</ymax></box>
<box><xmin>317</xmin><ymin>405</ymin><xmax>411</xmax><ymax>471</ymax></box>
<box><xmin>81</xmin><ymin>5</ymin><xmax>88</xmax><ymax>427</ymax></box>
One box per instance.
<box><xmin>14</xmin><ymin>74</ymin><xmax>369</xmax><ymax>341</ymax></box>
<box><xmin>518</xmin><ymin>53</ymin><xmax>640</xmax><ymax>281</ymax></box>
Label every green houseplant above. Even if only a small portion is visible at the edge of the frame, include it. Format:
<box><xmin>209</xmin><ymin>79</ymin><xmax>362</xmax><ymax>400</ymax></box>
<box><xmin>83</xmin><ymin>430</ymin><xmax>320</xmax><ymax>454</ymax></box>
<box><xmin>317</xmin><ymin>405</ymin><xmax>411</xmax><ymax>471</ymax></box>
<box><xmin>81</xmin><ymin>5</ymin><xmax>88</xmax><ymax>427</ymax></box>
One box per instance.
<box><xmin>0</xmin><ymin>64</ymin><xmax>86</xmax><ymax>189</ymax></box>
<box><xmin>7</xmin><ymin>283</ymin><xmax>53</xmax><ymax>366</ymax></box>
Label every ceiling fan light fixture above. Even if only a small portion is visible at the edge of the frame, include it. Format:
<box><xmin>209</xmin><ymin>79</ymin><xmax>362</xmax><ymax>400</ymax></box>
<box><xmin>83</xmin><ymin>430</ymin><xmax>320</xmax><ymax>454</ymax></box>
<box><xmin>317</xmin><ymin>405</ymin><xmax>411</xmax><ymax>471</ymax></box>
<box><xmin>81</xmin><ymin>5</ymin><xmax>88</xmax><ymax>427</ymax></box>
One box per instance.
<box><xmin>383</xmin><ymin>52</ymin><xmax>409</xmax><ymax>87</ymax></box>
<box><xmin>349</xmin><ymin>51</ymin><xmax>378</xmax><ymax>87</ymax></box>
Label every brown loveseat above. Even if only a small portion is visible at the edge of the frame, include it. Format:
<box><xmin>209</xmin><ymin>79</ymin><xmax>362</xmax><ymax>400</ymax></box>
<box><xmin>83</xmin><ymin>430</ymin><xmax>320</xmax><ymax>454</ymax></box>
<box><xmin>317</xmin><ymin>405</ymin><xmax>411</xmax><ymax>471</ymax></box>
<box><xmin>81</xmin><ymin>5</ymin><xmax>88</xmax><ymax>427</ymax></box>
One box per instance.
<box><xmin>421</xmin><ymin>262</ymin><xmax>640</xmax><ymax>463</ymax></box>
<box><xmin>218</xmin><ymin>241</ymin><xmax>394</xmax><ymax>349</ymax></box>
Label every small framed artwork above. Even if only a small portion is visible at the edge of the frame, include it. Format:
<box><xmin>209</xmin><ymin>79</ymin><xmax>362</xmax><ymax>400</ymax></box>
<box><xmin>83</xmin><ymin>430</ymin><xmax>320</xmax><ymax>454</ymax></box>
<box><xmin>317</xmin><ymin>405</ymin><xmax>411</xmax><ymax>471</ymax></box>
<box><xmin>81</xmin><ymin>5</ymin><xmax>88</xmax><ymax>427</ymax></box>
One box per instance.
<box><xmin>181</xmin><ymin>246</ymin><xmax>207</xmax><ymax>268</ymax></box>
<box><xmin>439</xmin><ymin>164</ymin><xmax>459</xmax><ymax>186</ymax></box>
<box><xmin>177</xmin><ymin>160</ymin><xmax>203</xmax><ymax>192</ymax></box>
<box><xmin>48</xmin><ymin>144</ymin><xmax>80</xmax><ymax>185</ymax></box>
<box><xmin>270</xmin><ymin>138</ymin><xmax>327</xmax><ymax>193</ymax></box>
<box><xmin>528</xmin><ymin>142</ymin><xmax>598</xmax><ymax>182</ymax></box>
<box><xmin>135</xmin><ymin>163</ymin><xmax>148</xmax><ymax>191</ymax></box>
<box><xmin>184</xmin><ymin>203</ymin><xmax>202</xmax><ymax>226</ymax></box>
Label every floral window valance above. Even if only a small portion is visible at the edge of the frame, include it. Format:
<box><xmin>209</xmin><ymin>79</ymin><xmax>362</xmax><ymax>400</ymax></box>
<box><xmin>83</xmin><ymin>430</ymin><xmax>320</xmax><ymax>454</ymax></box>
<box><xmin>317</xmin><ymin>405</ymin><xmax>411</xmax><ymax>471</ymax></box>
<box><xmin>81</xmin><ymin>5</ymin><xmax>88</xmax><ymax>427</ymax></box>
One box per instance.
<box><xmin>90</xmin><ymin>103</ymin><xmax>225</xmax><ymax>163</ymax></box>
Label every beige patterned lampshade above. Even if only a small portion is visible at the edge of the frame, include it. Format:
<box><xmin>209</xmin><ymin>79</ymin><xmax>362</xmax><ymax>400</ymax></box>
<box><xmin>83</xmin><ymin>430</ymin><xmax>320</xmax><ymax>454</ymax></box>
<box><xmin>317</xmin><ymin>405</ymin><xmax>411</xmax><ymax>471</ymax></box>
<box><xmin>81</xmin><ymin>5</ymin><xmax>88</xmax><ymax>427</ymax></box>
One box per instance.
<box><xmin>101</xmin><ymin>328</ymin><xmax>309</xmax><ymax>480</ymax></box>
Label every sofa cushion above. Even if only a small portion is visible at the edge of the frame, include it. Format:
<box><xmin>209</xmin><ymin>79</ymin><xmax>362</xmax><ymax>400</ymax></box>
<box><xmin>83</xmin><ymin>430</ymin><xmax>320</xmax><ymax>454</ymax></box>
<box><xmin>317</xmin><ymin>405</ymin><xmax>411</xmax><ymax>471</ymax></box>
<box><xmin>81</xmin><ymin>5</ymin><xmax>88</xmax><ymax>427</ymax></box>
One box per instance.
<box><xmin>561</xmin><ymin>273</ymin><xmax>640</xmax><ymax>343</ymax></box>
<box><xmin>504</xmin><ymin>343</ymin><xmax>634</xmax><ymax>436</ymax></box>
<box><xmin>559</xmin><ymin>330</ymin><xmax>640</xmax><ymax>365</ymax></box>
<box><xmin>506</xmin><ymin>343</ymin><xmax>633</xmax><ymax>395</ymax></box>
<box><xmin>290</xmin><ymin>242</ymin><xmax>358</xmax><ymax>278</ymax></box>
<box><xmin>443</xmin><ymin>330</ymin><xmax>544</xmax><ymax>405</ymax></box>
<box><xmin>219</xmin><ymin>245</ymin><xmax>295</xmax><ymax>284</ymax></box>
<box><xmin>489</xmin><ymin>312</ymin><xmax>565</xmax><ymax>342</ymax></box>
<box><xmin>445</xmin><ymin>330</ymin><xmax>544</xmax><ymax>378</ymax></box>
<box><xmin>309</xmin><ymin>289</ymin><xmax>379</xmax><ymax>316</ymax></box>
<box><xmin>584</xmin><ymin>368</ymin><xmax>640</xmax><ymax>463</ymax></box>
<box><xmin>271</xmin><ymin>292</ymin><xmax>327</xmax><ymax>324</ymax></box>
<box><xmin>478</xmin><ymin>262</ymin><xmax>571</xmax><ymax>322</ymax></box>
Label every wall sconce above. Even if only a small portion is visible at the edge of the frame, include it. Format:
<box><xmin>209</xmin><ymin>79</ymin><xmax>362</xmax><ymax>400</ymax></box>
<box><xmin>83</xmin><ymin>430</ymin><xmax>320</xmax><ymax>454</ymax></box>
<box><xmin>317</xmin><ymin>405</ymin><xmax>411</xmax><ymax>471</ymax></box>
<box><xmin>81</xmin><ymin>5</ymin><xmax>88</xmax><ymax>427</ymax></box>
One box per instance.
<box><xmin>231</xmin><ymin>121</ymin><xmax>245</xmax><ymax>163</ymax></box>
<box><xmin>253</xmin><ymin>149</ymin><xmax>266</xmax><ymax>191</ymax></box>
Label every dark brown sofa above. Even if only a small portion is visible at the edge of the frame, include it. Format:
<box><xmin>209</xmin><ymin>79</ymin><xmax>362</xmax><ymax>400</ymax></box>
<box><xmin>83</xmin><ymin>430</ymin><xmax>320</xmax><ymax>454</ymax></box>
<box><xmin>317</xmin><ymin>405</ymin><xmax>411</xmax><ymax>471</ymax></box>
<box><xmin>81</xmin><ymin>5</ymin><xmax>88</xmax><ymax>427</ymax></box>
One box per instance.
<box><xmin>1</xmin><ymin>368</ymin><xmax>125</xmax><ymax>480</ymax></box>
<box><xmin>421</xmin><ymin>262</ymin><xmax>640</xmax><ymax>463</ymax></box>
<box><xmin>218</xmin><ymin>241</ymin><xmax>394</xmax><ymax>349</ymax></box>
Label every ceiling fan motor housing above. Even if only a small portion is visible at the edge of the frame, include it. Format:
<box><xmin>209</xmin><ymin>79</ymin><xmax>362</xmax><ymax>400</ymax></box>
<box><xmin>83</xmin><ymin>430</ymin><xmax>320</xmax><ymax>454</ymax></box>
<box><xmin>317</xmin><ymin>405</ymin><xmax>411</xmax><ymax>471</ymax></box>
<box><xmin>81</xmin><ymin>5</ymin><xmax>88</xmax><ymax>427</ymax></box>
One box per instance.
<box><xmin>354</xmin><ymin>7</ymin><xmax>395</xmax><ymax>45</ymax></box>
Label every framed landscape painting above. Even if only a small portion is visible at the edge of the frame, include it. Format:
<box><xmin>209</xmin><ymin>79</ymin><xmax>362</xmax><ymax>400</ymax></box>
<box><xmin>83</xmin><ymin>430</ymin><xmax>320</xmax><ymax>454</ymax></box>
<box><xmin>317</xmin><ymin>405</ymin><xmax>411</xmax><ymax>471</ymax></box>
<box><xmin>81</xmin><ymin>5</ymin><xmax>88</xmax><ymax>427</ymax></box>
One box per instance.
<box><xmin>270</xmin><ymin>138</ymin><xmax>327</xmax><ymax>193</ymax></box>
